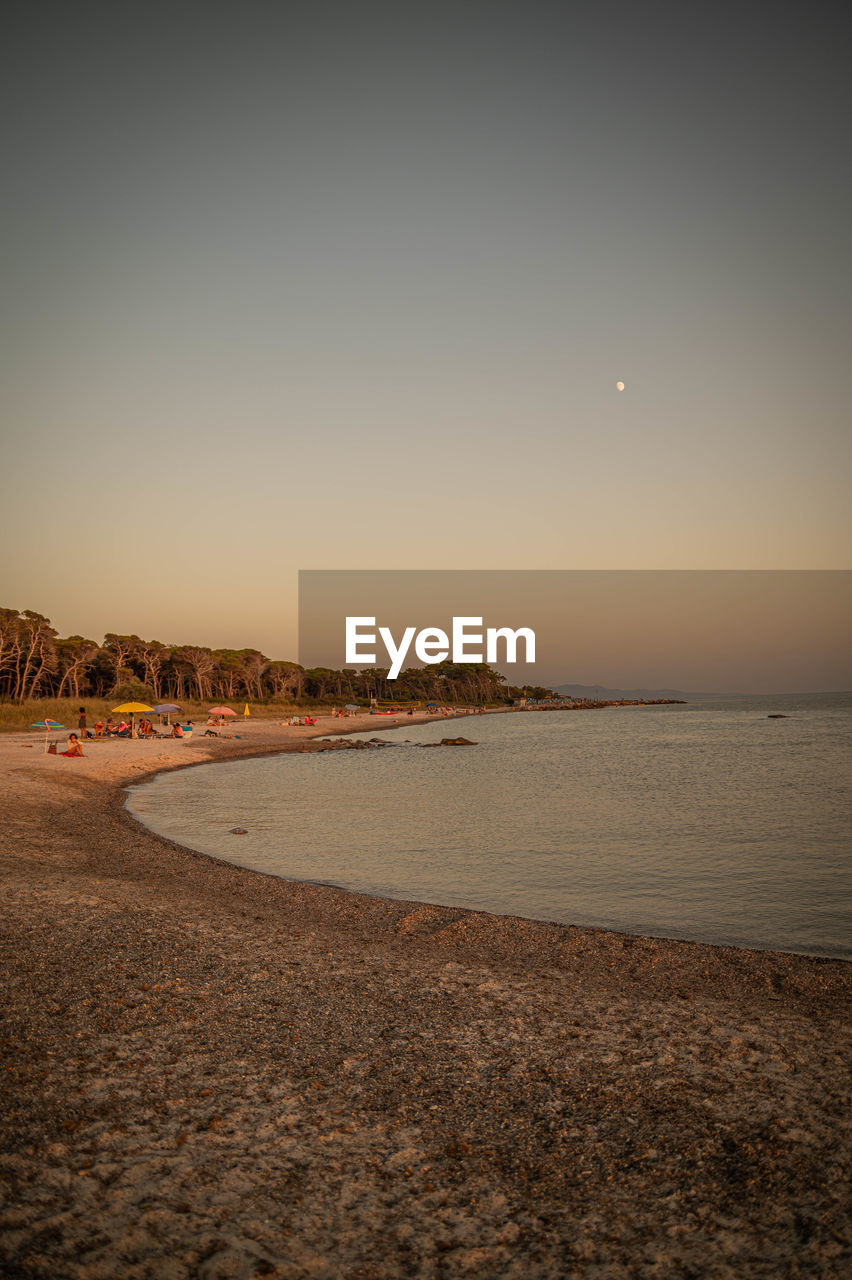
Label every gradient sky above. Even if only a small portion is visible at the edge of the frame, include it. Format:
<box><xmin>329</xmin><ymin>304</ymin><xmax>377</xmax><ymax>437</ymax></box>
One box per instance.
<box><xmin>1</xmin><ymin>2</ymin><xmax>850</xmax><ymax>668</ymax></box>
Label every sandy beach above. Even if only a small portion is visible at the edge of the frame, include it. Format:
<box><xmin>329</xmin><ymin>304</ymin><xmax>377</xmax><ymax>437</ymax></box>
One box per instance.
<box><xmin>1</xmin><ymin>717</ymin><xmax>850</xmax><ymax>1279</ymax></box>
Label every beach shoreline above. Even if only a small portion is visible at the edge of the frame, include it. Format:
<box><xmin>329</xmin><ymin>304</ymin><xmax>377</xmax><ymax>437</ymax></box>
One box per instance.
<box><xmin>2</xmin><ymin>720</ymin><xmax>851</xmax><ymax>1277</ymax></box>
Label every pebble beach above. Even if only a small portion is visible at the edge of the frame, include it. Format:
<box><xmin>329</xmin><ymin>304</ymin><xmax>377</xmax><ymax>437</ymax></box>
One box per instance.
<box><xmin>1</xmin><ymin>717</ymin><xmax>850</xmax><ymax>1279</ymax></box>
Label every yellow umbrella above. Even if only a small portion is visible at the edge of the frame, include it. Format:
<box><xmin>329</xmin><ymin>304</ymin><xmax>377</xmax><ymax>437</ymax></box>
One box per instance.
<box><xmin>243</xmin><ymin>703</ymin><xmax>250</xmax><ymax>717</ymax></box>
<box><xmin>111</xmin><ymin>702</ymin><xmax>154</xmax><ymax>739</ymax></box>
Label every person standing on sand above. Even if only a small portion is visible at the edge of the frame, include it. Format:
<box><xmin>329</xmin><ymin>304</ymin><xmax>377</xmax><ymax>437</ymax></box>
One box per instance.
<box><xmin>78</xmin><ymin>707</ymin><xmax>88</xmax><ymax>738</ymax></box>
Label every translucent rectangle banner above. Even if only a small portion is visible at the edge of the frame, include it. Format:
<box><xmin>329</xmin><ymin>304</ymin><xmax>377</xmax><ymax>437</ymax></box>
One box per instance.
<box><xmin>298</xmin><ymin>570</ymin><xmax>852</xmax><ymax>694</ymax></box>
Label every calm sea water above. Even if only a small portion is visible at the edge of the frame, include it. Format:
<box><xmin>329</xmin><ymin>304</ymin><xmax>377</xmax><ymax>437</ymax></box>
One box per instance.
<box><xmin>126</xmin><ymin>693</ymin><xmax>852</xmax><ymax>959</ymax></box>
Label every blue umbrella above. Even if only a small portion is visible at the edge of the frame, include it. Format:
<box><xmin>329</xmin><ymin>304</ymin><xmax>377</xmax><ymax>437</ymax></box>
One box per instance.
<box><xmin>151</xmin><ymin>703</ymin><xmax>182</xmax><ymax>725</ymax></box>
<box><xmin>30</xmin><ymin>719</ymin><xmax>67</xmax><ymax>752</ymax></box>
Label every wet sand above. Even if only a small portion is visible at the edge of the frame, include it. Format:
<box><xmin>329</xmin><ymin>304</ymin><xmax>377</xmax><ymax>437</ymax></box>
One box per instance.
<box><xmin>1</xmin><ymin>719</ymin><xmax>850</xmax><ymax>1278</ymax></box>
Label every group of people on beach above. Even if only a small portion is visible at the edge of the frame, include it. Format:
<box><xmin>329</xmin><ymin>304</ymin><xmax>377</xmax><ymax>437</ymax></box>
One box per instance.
<box><xmin>76</xmin><ymin>707</ymin><xmax>131</xmax><ymax>739</ymax></box>
<box><xmin>55</xmin><ymin>719</ymin><xmax>189</xmax><ymax>757</ymax></box>
<box><xmin>68</xmin><ymin>707</ymin><xmax>191</xmax><ymax>746</ymax></box>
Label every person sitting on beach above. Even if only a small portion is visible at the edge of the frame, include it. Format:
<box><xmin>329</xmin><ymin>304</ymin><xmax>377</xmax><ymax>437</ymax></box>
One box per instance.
<box><xmin>171</xmin><ymin>722</ymin><xmax>184</xmax><ymax>738</ymax></box>
<box><xmin>94</xmin><ymin>719</ymin><xmax>104</xmax><ymax>738</ymax></box>
<box><xmin>61</xmin><ymin>733</ymin><xmax>84</xmax><ymax>757</ymax></box>
<box><xmin>116</xmin><ymin>721</ymin><xmax>131</xmax><ymax>737</ymax></box>
<box><xmin>104</xmin><ymin>717</ymin><xmax>115</xmax><ymax>735</ymax></box>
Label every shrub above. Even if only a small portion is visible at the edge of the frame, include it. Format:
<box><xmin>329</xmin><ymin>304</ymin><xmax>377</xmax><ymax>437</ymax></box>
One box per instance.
<box><xmin>112</xmin><ymin>680</ymin><xmax>155</xmax><ymax>704</ymax></box>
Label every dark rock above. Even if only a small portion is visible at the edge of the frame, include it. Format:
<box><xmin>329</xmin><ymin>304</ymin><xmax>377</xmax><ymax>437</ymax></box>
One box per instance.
<box><xmin>440</xmin><ymin>737</ymin><xmax>477</xmax><ymax>746</ymax></box>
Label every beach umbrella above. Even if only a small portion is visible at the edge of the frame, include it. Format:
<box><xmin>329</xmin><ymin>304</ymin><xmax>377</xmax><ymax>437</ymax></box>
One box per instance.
<box><xmin>344</xmin><ymin>704</ymin><xmax>360</xmax><ymax>711</ymax></box>
<box><xmin>112</xmin><ymin>701</ymin><xmax>154</xmax><ymax>738</ymax></box>
<box><xmin>209</xmin><ymin>706</ymin><xmax>236</xmax><ymax>716</ymax></box>
<box><xmin>243</xmin><ymin>703</ymin><xmax>250</xmax><ymax>717</ymax></box>
<box><xmin>151</xmin><ymin>702</ymin><xmax>182</xmax><ymax>725</ymax></box>
<box><xmin>30</xmin><ymin>718</ymin><xmax>66</xmax><ymax>753</ymax></box>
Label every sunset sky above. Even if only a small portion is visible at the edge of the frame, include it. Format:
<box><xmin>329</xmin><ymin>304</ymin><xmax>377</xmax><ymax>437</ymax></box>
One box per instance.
<box><xmin>1</xmin><ymin>2</ymin><xmax>849</xmax><ymax>678</ymax></box>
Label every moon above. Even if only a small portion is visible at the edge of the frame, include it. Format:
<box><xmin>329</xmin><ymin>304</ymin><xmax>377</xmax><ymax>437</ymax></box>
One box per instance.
<box><xmin>616</xmin><ymin>381</ymin><xmax>625</xmax><ymax>392</ymax></box>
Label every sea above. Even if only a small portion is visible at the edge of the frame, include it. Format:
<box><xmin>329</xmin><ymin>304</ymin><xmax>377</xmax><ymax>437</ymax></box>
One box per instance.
<box><xmin>125</xmin><ymin>692</ymin><xmax>852</xmax><ymax>960</ymax></box>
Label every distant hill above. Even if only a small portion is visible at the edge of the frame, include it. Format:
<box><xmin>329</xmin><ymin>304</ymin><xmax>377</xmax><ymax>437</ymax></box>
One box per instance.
<box><xmin>554</xmin><ymin>683</ymin><xmax>709</xmax><ymax>701</ymax></box>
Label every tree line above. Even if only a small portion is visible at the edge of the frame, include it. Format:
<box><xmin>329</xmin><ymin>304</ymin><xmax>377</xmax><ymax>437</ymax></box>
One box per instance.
<box><xmin>0</xmin><ymin>607</ymin><xmax>540</xmax><ymax>705</ymax></box>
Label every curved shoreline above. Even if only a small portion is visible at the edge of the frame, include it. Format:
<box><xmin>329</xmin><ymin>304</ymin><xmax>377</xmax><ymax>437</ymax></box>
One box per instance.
<box><xmin>2</xmin><ymin>720</ymin><xmax>851</xmax><ymax>1277</ymax></box>
<box><xmin>121</xmin><ymin>716</ymin><xmax>851</xmax><ymax>965</ymax></box>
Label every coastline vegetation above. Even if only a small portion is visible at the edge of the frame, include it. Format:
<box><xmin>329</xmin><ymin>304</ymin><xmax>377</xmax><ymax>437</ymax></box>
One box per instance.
<box><xmin>0</xmin><ymin>607</ymin><xmax>556</xmax><ymax>730</ymax></box>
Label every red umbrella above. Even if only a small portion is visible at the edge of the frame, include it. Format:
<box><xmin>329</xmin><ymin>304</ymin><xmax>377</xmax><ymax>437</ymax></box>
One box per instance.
<box><xmin>209</xmin><ymin>706</ymin><xmax>236</xmax><ymax>716</ymax></box>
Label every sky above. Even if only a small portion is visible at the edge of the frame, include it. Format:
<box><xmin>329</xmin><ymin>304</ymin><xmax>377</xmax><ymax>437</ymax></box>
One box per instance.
<box><xmin>1</xmin><ymin>1</ymin><xmax>850</xmax><ymax>679</ymax></box>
